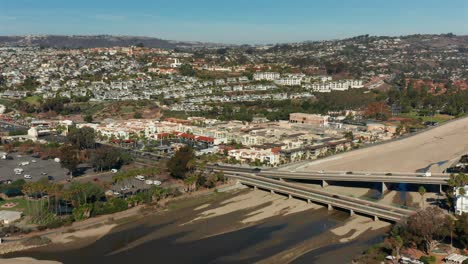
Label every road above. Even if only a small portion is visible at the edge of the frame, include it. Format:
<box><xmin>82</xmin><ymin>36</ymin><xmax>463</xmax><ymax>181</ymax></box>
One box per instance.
<box><xmin>258</xmin><ymin>171</ymin><xmax>449</xmax><ymax>185</ymax></box>
<box><xmin>281</xmin><ymin>117</ymin><xmax>468</xmax><ymax>173</ymax></box>
<box><xmin>222</xmin><ymin>171</ymin><xmax>413</xmax><ymax>222</ymax></box>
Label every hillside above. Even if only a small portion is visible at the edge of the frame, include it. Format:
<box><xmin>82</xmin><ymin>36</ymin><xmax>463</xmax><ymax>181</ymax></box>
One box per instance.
<box><xmin>0</xmin><ymin>35</ymin><xmax>219</xmax><ymax>49</ymax></box>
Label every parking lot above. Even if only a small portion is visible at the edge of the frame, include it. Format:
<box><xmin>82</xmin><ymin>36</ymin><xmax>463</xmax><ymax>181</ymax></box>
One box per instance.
<box><xmin>0</xmin><ymin>154</ymin><xmax>68</xmax><ymax>182</ymax></box>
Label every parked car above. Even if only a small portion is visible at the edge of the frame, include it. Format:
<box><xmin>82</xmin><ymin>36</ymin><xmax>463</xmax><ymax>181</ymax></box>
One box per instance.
<box><xmin>152</xmin><ymin>180</ymin><xmax>162</xmax><ymax>186</ymax></box>
<box><xmin>111</xmin><ymin>169</ymin><xmax>118</xmax><ymax>174</ymax></box>
<box><xmin>31</xmin><ymin>160</ymin><xmax>37</xmax><ymax>163</ymax></box>
<box><xmin>24</xmin><ymin>175</ymin><xmax>32</xmax><ymax>179</ymax></box>
<box><xmin>135</xmin><ymin>175</ymin><xmax>145</xmax><ymax>181</ymax></box>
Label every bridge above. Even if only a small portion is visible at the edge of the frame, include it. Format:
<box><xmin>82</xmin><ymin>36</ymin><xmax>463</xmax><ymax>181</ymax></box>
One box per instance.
<box><xmin>210</xmin><ymin>164</ymin><xmax>450</xmax><ymax>195</ymax></box>
<box><xmin>218</xmin><ymin>171</ymin><xmax>414</xmax><ymax>222</ymax></box>
<box><xmin>258</xmin><ymin>170</ymin><xmax>450</xmax><ymax>194</ymax></box>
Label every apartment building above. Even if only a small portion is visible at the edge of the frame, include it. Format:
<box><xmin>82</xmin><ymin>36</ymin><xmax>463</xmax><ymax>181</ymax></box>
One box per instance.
<box><xmin>253</xmin><ymin>72</ymin><xmax>280</xmax><ymax>81</ymax></box>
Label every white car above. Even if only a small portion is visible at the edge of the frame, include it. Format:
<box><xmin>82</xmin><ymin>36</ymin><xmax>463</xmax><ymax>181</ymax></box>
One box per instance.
<box><xmin>152</xmin><ymin>180</ymin><xmax>162</xmax><ymax>186</ymax></box>
<box><xmin>24</xmin><ymin>175</ymin><xmax>32</xmax><ymax>179</ymax></box>
<box><xmin>20</xmin><ymin>161</ymin><xmax>30</xmax><ymax>166</ymax></box>
<box><xmin>145</xmin><ymin>180</ymin><xmax>153</xmax><ymax>185</ymax></box>
<box><xmin>111</xmin><ymin>169</ymin><xmax>118</xmax><ymax>173</ymax></box>
<box><xmin>31</xmin><ymin>160</ymin><xmax>37</xmax><ymax>163</ymax></box>
<box><xmin>135</xmin><ymin>175</ymin><xmax>145</xmax><ymax>181</ymax></box>
<box><xmin>120</xmin><ymin>186</ymin><xmax>130</xmax><ymax>191</ymax></box>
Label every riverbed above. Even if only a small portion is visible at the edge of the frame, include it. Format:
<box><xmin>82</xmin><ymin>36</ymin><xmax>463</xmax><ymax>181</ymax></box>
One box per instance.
<box><xmin>3</xmin><ymin>189</ymin><xmax>390</xmax><ymax>263</ymax></box>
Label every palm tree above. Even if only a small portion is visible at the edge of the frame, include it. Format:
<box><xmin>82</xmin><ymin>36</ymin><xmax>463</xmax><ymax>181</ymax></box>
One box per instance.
<box><xmin>459</xmin><ymin>187</ymin><xmax>466</xmax><ymax>214</ymax></box>
<box><xmin>418</xmin><ymin>186</ymin><xmax>426</xmax><ymax>208</ymax></box>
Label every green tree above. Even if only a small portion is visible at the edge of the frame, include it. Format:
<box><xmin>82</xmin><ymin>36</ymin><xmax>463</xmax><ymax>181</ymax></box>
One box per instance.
<box><xmin>133</xmin><ymin>112</ymin><xmax>143</xmax><ymax>119</ymax></box>
<box><xmin>167</xmin><ymin>146</ymin><xmax>196</xmax><ymax>179</ymax></box>
<box><xmin>59</xmin><ymin>146</ymin><xmax>80</xmax><ymax>177</ymax></box>
<box><xmin>67</xmin><ymin>126</ymin><xmax>96</xmax><ymax>150</ymax></box>
<box><xmin>84</xmin><ymin>114</ymin><xmax>93</xmax><ymax>123</ymax></box>
<box><xmin>179</xmin><ymin>64</ymin><xmax>196</xmax><ymax>76</ymax></box>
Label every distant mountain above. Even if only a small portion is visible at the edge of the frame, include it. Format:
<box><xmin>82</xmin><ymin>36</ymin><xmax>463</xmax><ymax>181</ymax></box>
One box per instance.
<box><xmin>0</xmin><ymin>35</ymin><xmax>225</xmax><ymax>49</ymax></box>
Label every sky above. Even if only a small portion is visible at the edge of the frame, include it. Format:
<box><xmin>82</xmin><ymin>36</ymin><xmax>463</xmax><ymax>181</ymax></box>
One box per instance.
<box><xmin>0</xmin><ymin>0</ymin><xmax>467</xmax><ymax>44</ymax></box>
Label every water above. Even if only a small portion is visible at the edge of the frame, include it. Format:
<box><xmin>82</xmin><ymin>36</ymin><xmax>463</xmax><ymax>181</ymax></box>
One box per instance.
<box><xmin>4</xmin><ymin>193</ymin><xmax>388</xmax><ymax>263</ymax></box>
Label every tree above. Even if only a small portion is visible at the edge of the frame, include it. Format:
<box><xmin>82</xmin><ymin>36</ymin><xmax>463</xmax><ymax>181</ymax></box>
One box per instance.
<box><xmin>387</xmin><ymin>235</ymin><xmax>404</xmax><ymax>263</ymax></box>
<box><xmin>90</xmin><ymin>147</ymin><xmax>132</xmax><ymax>172</ymax></box>
<box><xmin>179</xmin><ymin>64</ymin><xmax>196</xmax><ymax>76</ymax></box>
<box><xmin>402</xmin><ymin>207</ymin><xmax>448</xmax><ymax>254</ymax></box>
<box><xmin>455</xmin><ymin>213</ymin><xmax>468</xmax><ymax>249</ymax></box>
<box><xmin>418</xmin><ymin>186</ymin><xmax>426</xmax><ymax>208</ymax></box>
<box><xmin>84</xmin><ymin>114</ymin><xmax>93</xmax><ymax>123</ymax></box>
<box><xmin>59</xmin><ymin>146</ymin><xmax>80</xmax><ymax>177</ymax></box>
<box><xmin>133</xmin><ymin>112</ymin><xmax>142</xmax><ymax>119</ymax></box>
<box><xmin>67</xmin><ymin>126</ymin><xmax>96</xmax><ymax>150</ymax></box>
<box><xmin>167</xmin><ymin>146</ymin><xmax>196</xmax><ymax>179</ymax></box>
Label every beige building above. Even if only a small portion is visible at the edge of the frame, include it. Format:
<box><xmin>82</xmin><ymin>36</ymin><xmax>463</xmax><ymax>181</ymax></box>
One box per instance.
<box><xmin>289</xmin><ymin>113</ymin><xmax>329</xmax><ymax>126</ymax></box>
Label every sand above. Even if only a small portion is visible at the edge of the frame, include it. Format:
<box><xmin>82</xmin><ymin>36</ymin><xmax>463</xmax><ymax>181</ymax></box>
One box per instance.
<box><xmin>286</xmin><ymin>117</ymin><xmax>468</xmax><ymax>173</ymax></box>
<box><xmin>330</xmin><ymin>216</ymin><xmax>390</xmax><ymax>243</ymax></box>
<box><xmin>0</xmin><ymin>257</ymin><xmax>62</xmax><ymax>264</ymax></box>
<box><xmin>186</xmin><ymin>190</ymin><xmax>321</xmax><ymax>225</ymax></box>
<box><xmin>48</xmin><ymin>224</ymin><xmax>117</xmax><ymax>244</ymax></box>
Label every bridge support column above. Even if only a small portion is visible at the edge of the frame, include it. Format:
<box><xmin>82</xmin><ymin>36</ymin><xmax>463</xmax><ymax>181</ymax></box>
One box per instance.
<box><xmin>374</xmin><ymin>215</ymin><xmax>379</xmax><ymax>222</ymax></box>
<box><xmin>350</xmin><ymin>209</ymin><xmax>355</xmax><ymax>216</ymax></box>
<box><xmin>253</xmin><ymin>186</ymin><xmax>258</xmax><ymax>191</ymax></box>
<box><xmin>381</xmin><ymin>182</ymin><xmax>387</xmax><ymax>197</ymax></box>
<box><xmin>327</xmin><ymin>204</ymin><xmax>333</xmax><ymax>211</ymax></box>
<box><xmin>322</xmin><ymin>180</ymin><xmax>329</xmax><ymax>188</ymax></box>
<box><xmin>439</xmin><ymin>184</ymin><xmax>443</xmax><ymax>194</ymax></box>
<box><xmin>307</xmin><ymin>199</ymin><xmax>311</xmax><ymax>204</ymax></box>
<box><xmin>270</xmin><ymin>190</ymin><xmax>275</xmax><ymax>195</ymax></box>
<box><xmin>279</xmin><ymin>178</ymin><xmax>285</xmax><ymax>182</ymax></box>
<box><xmin>288</xmin><ymin>194</ymin><xmax>292</xmax><ymax>199</ymax></box>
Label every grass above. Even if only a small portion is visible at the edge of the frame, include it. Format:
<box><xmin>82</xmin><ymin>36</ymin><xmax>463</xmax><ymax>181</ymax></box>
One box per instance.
<box><xmin>22</xmin><ymin>95</ymin><xmax>42</xmax><ymax>106</ymax></box>
<box><xmin>398</xmin><ymin>112</ymin><xmax>454</xmax><ymax>123</ymax></box>
<box><xmin>0</xmin><ymin>197</ymin><xmax>41</xmax><ymax>214</ymax></box>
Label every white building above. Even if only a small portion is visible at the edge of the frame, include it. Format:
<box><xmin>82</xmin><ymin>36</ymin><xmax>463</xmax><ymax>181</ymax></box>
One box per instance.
<box><xmin>274</xmin><ymin>77</ymin><xmax>302</xmax><ymax>86</ymax></box>
<box><xmin>228</xmin><ymin>148</ymin><xmax>280</xmax><ymax>166</ymax></box>
<box><xmin>454</xmin><ymin>185</ymin><xmax>468</xmax><ymax>215</ymax></box>
<box><xmin>310</xmin><ymin>79</ymin><xmax>364</xmax><ymax>92</ymax></box>
<box><xmin>253</xmin><ymin>72</ymin><xmax>280</xmax><ymax>81</ymax></box>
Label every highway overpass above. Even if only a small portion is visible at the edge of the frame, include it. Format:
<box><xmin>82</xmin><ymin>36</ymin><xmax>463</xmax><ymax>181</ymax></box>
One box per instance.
<box><xmin>219</xmin><ymin>171</ymin><xmax>414</xmax><ymax>222</ymax></box>
<box><xmin>258</xmin><ymin>170</ymin><xmax>449</xmax><ymax>194</ymax></box>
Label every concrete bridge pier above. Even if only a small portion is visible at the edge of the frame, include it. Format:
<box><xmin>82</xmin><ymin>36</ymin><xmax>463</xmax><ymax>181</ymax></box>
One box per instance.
<box><xmin>253</xmin><ymin>186</ymin><xmax>258</xmax><ymax>190</ymax></box>
<box><xmin>327</xmin><ymin>204</ymin><xmax>333</xmax><ymax>211</ymax></box>
<box><xmin>381</xmin><ymin>182</ymin><xmax>388</xmax><ymax>197</ymax></box>
<box><xmin>322</xmin><ymin>180</ymin><xmax>329</xmax><ymax>188</ymax></box>
<box><xmin>270</xmin><ymin>190</ymin><xmax>275</xmax><ymax>194</ymax></box>
<box><xmin>350</xmin><ymin>209</ymin><xmax>355</xmax><ymax>216</ymax></box>
<box><xmin>307</xmin><ymin>199</ymin><xmax>311</xmax><ymax>204</ymax></box>
<box><xmin>279</xmin><ymin>178</ymin><xmax>285</xmax><ymax>182</ymax></box>
<box><xmin>439</xmin><ymin>184</ymin><xmax>444</xmax><ymax>194</ymax></box>
<box><xmin>288</xmin><ymin>194</ymin><xmax>292</xmax><ymax>199</ymax></box>
<box><xmin>374</xmin><ymin>215</ymin><xmax>379</xmax><ymax>221</ymax></box>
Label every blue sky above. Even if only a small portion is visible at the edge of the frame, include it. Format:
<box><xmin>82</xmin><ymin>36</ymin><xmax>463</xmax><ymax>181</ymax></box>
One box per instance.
<box><xmin>0</xmin><ymin>0</ymin><xmax>467</xmax><ymax>44</ymax></box>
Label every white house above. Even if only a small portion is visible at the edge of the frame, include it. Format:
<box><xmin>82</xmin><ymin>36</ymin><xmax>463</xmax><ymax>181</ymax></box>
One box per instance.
<box><xmin>454</xmin><ymin>185</ymin><xmax>468</xmax><ymax>215</ymax></box>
